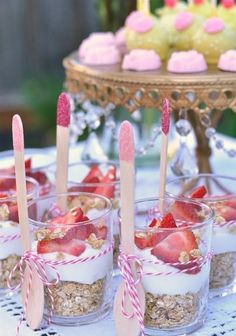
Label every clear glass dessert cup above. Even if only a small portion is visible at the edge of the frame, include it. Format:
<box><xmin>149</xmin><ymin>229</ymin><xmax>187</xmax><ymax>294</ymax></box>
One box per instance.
<box><xmin>0</xmin><ymin>148</ymin><xmax>55</xmax><ymax>196</ymax></box>
<box><xmin>67</xmin><ymin>161</ymin><xmax>120</xmax><ymax>274</ymax></box>
<box><xmin>166</xmin><ymin>174</ymin><xmax>236</xmax><ymax>297</ymax></box>
<box><xmin>0</xmin><ymin>175</ymin><xmax>39</xmax><ymax>297</ymax></box>
<box><xmin>131</xmin><ymin>196</ymin><xmax>213</xmax><ymax>335</ymax></box>
<box><xmin>28</xmin><ymin>192</ymin><xmax>113</xmax><ymax>326</ymax></box>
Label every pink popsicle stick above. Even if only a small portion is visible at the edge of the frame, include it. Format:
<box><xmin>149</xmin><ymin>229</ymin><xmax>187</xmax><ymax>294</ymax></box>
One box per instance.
<box><xmin>56</xmin><ymin>92</ymin><xmax>71</xmax><ymax>210</ymax></box>
<box><xmin>12</xmin><ymin>114</ymin><xmax>44</xmax><ymax>330</ymax></box>
<box><xmin>159</xmin><ymin>98</ymin><xmax>170</xmax><ymax>213</ymax></box>
<box><xmin>114</xmin><ymin>121</ymin><xmax>145</xmax><ymax>336</ymax></box>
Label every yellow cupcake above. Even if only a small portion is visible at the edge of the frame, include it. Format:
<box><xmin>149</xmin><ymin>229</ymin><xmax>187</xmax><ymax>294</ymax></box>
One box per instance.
<box><xmin>217</xmin><ymin>0</ymin><xmax>236</xmax><ymax>31</ymax></box>
<box><xmin>193</xmin><ymin>17</ymin><xmax>236</xmax><ymax>64</ymax></box>
<box><xmin>188</xmin><ymin>0</ymin><xmax>217</xmax><ymax>18</ymax></box>
<box><xmin>125</xmin><ymin>11</ymin><xmax>169</xmax><ymax>60</ymax></box>
<box><xmin>172</xmin><ymin>12</ymin><xmax>203</xmax><ymax>51</ymax></box>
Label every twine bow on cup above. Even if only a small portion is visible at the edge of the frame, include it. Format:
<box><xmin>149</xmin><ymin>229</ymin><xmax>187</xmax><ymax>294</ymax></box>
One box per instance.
<box><xmin>118</xmin><ymin>251</ymin><xmax>145</xmax><ymax>336</ymax></box>
<box><xmin>8</xmin><ymin>250</ymin><xmax>60</xmax><ymax>335</ymax></box>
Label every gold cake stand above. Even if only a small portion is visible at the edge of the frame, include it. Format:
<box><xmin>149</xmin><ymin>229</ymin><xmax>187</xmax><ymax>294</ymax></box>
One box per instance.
<box><xmin>63</xmin><ymin>52</ymin><xmax>236</xmax><ymax>173</ymax></box>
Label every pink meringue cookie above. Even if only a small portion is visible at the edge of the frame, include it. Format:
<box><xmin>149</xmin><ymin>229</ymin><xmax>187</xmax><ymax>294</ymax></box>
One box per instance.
<box><xmin>83</xmin><ymin>45</ymin><xmax>121</xmax><ymax>65</ymax></box>
<box><xmin>167</xmin><ymin>50</ymin><xmax>207</xmax><ymax>73</ymax></box>
<box><xmin>78</xmin><ymin>32</ymin><xmax>115</xmax><ymax>59</ymax></box>
<box><xmin>218</xmin><ymin>50</ymin><xmax>236</xmax><ymax>72</ymax></box>
<box><xmin>175</xmin><ymin>12</ymin><xmax>194</xmax><ymax>31</ymax></box>
<box><xmin>115</xmin><ymin>27</ymin><xmax>128</xmax><ymax>55</ymax></box>
<box><xmin>203</xmin><ymin>18</ymin><xmax>225</xmax><ymax>34</ymax></box>
<box><xmin>125</xmin><ymin>11</ymin><xmax>153</xmax><ymax>33</ymax></box>
<box><xmin>122</xmin><ymin>49</ymin><xmax>161</xmax><ymax>71</ymax></box>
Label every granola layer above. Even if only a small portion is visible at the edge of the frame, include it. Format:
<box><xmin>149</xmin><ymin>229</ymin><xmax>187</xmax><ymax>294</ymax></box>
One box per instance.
<box><xmin>45</xmin><ymin>278</ymin><xmax>106</xmax><ymax>317</ymax></box>
<box><xmin>145</xmin><ymin>290</ymin><xmax>201</xmax><ymax>329</ymax></box>
<box><xmin>113</xmin><ymin>234</ymin><xmax>120</xmax><ymax>269</ymax></box>
<box><xmin>210</xmin><ymin>252</ymin><xmax>235</xmax><ymax>289</ymax></box>
<box><xmin>0</xmin><ymin>254</ymin><xmax>21</xmax><ymax>288</ymax></box>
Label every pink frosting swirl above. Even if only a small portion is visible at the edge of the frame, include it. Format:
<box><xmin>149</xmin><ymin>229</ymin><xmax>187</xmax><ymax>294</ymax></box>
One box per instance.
<box><xmin>167</xmin><ymin>50</ymin><xmax>207</xmax><ymax>73</ymax></box>
<box><xmin>122</xmin><ymin>49</ymin><xmax>161</xmax><ymax>71</ymax></box>
<box><xmin>125</xmin><ymin>11</ymin><xmax>153</xmax><ymax>33</ymax></box>
<box><xmin>203</xmin><ymin>18</ymin><xmax>225</xmax><ymax>34</ymax></box>
<box><xmin>174</xmin><ymin>12</ymin><xmax>194</xmax><ymax>31</ymax></box>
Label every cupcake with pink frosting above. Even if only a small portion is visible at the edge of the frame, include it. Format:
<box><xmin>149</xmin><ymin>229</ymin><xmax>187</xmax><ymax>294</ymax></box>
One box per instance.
<box><xmin>173</xmin><ymin>11</ymin><xmax>203</xmax><ymax>51</ymax></box>
<box><xmin>115</xmin><ymin>27</ymin><xmax>128</xmax><ymax>55</ymax></box>
<box><xmin>193</xmin><ymin>17</ymin><xmax>236</xmax><ymax>64</ymax></box>
<box><xmin>167</xmin><ymin>50</ymin><xmax>207</xmax><ymax>73</ymax></box>
<box><xmin>78</xmin><ymin>32</ymin><xmax>116</xmax><ymax>59</ymax></box>
<box><xmin>122</xmin><ymin>49</ymin><xmax>161</xmax><ymax>71</ymax></box>
<box><xmin>83</xmin><ymin>45</ymin><xmax>121</xmax><ymax>65</ymax></box>
<box><xmin>125</xmin><ymin>11</ymin><xmax>169</xmax><ymax>60</ymax></box>
<box><xmin>218</xmin><ymin>50</ymin><xmax>236</xmax><ymax>72</ymax></box>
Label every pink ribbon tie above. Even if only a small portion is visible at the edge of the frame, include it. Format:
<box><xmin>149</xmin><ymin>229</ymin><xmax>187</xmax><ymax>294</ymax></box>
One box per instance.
<box><xmin>118</xmin><ymin>251</ymin><xmax>145</xmax><ymax>336</ymax></box>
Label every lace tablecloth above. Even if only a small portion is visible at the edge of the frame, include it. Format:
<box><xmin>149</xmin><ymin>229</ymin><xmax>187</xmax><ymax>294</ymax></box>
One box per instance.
<box><xmin>0</xmin><ymin>276</ymin><xmax>236</xmax><ymax>336</ymax></box>
<box><xmin>1</xmin><ymin>138</ymin><xmax>236</xmax><ymax>335</ymax></box>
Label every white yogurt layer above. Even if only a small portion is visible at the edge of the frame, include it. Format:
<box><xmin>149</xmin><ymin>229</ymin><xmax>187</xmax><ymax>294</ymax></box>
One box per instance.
<box><xmin>212</xmin><ymin>224</ymin><xmax>236</xmax><ymax>255</ymax></box>
<box><xmin>0</xmin><ymin>221</ymin><xmax>22</xmax><ymax>260</ymax></box>
<box><xmin>136</xmin><ymin>248</ymin><xmax>209</xmax><ymax>295</ymax></box>
<box><xmin>36</xmin><ymin>242</ymin><xmax>113</xmax><ymax>285</ymax></box>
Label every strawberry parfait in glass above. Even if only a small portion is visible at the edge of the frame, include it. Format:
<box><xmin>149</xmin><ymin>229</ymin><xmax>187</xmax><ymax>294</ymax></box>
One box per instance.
<box><xmin>0</xmin><ymin>148</ymin><xmax>55</xmax><ymax>196</ymax></box>
<box><xmin>28</xmin><ymin>192</ymin><xmax>113</xmax><ymax>326</ymax></box>
<box><xmin>67</xmin><ymin>161</ymin><xmax>120</xmax><ymax>271</ymax></box>
<box><xmin>0</xmin><ymin>175</ymin><xmax>39</xmax><ymax>296</ymax></box>
<box><xmin>131</xmin><ymin>196</ymin><xmax>213</xmax><ymax>335</ymax></box>
<box><xmin>166</xmin><ymin>174</ymin><xmax>236</xmax><ymax>297</ymax></box>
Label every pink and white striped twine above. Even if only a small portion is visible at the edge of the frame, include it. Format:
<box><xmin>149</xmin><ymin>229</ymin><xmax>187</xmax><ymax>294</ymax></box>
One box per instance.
<box><xmin>118</xmin><ymin>249</ymin><xmax>213</xmax><ymax>336</ymax></box>
<box><xmin>118</xmin><ymin>252</ymin><xmax>145</xmax><ymax>336</ymax></box>
<box><xmin>8</xmin><ymin>242</ymin><xmax>114</xmax><ymax>336</ymax></box>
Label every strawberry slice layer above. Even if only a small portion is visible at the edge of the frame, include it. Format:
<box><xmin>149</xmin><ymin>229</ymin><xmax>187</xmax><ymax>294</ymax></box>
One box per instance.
<box><xmin>37</xmin><ymin>238</ymin><xmax>86</xmax><ymax>256</ymax></box>
<box><xmin>82</xmin><ymin>165</ymin><xmax>103</xmax><ymax>184</ymax></box>
<box><xmin>151</xmin><ymin>230</ymin><xmax>200</xmax><ymax>274</ymax></box>
<box><xmin>94</xmin><ymin>166</ymin><xmax>116</xmax><ymax>198</ymax></box>
<box><xmin>159</xmin><ymin>213</ymin><xmax>177</xmax><ymax>228</ymax></box>
<box><xmin>190</xmin><ymin>185</ymin><xmax>207</xmax><ymax>199</ymax></box>
<box><xmin>215</xmin><ymin>204</ymin><xmax>236</xmax><ymax>221</ymax></box>
<box><xmin>171</xmin><ymin>200</ymin><xmax>199</xmax><ymax>223</ymax></box>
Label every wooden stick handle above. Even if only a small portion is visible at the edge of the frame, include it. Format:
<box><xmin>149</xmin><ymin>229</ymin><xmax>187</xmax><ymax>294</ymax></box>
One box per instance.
<box><xmin>14</xmin><ymin>151</ymin><xmax>31</xmax><ymax>251</ymax></box>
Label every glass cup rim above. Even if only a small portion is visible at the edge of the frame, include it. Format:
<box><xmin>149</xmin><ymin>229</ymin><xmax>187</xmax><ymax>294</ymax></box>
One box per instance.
<box><xmin>0</xmin><ymin>174</ymin><xmax>39</xmax><ymax>202</ymax></box>
<box><xmin>0</xmin><ymin>148</ymin><xmax>55</xmax><ymax>172</ymax></box>
<box><xmin>118</xmin><ymin>195</ymin><xmax>214</xmax><ymax>231</ymax></box>
<box><xmin>167</xmin><ymin>173</ymin><xmax>236</xmax><ymax>202</ymax></box>
<box><xmin>28</xmin><ymin>191</ymin><xmax>113</xmax><ymax>227</ymax></box>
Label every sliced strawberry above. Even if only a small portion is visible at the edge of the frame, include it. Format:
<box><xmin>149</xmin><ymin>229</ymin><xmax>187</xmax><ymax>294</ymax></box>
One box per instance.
<box><xmin>223</xmin><ymin>197</ymin><xmax>236</xmax><ymax>209</ymax></box>
<box><xmin>135</xmin><ymin>231</ymin><xmax>169</xmax><ymax>249</ymax></box>
<box><xmin>149</xmin><ymin>218</ymin><xmax>158</xmax><ymax>228</ymax></box>
<box><xmin>151</xmin><ymin>230</ymin><xmax>200</xmax><ymax>274</ymax></box>
<box><xmin>37</xmin><ymin>238</ymin><xmax>86</xmax><ymax>256</ymax></box>
<box><xmin>0</xmin><ymin>192</ymin><xmax>9</xmax><ymax>199</ymax></box>
<box><xmin>24</xmin><ymin>158</ymin><xmax>32</xmax><ymax>172</ymax></box>
<box><xmin>215</xmin><ymin>205</ymin><xmax>236</xmax><ymax>221</ymax></box>
<box><xmin>27</xmin><ymin>171</ymin><xmax>48</xmax><ymax>185</ymax></box>
<box><xmin>49</xmin><ymin>207</ymin><xmax>87</xmax><ymax>225</ymax></box>
<box><xmin>171</xmin><ymin>201</ymin><xmax>199</xmax><ymax>223</ymax></box>
<box><xmin>94</xmin><ymin>166</ymin><xmax>116</xmax><ymax>198</ymax></box>
<box><xmin>82</xmin><ymin>165</ymin><xmax>103</xmax><ymax>184</ymax></box>
<box><xmin>159</xmin><ymin>213</ymin><xmax>177</xmax><ymax>228</ymax></box>
<box><xmin>190</xmin><ymin>186</ymin><xmax>207</xmax><ymax>199</ymax></box>
<box><xmin>0</xmin><ymin>178</ymin><xmax>16</xmax><ymax>191</ymax></box>
<box><xmin>8</xmin><ymin>204</ymin><xmax>19</xmax><ymax>222</ymax></box>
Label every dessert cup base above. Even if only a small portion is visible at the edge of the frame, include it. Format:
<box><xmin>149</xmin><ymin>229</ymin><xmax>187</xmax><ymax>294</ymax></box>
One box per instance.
<box><xmin>0</xmin><ymin>288</ymin><xmax>18</xmax><ymax>298</ymax></box>
<box><xmin>144</xmin><ymin>317</ymin><xmax>205</xmax><ymax>336</ymax></box>
<box><xmin>45</xmin><ymin>301</ymin><xmax>112</xmax><ymax>327</ymax></box>
<box><xmin>209</xmin><ymin>280</ymin><xmax>236</xmax><ymax>299</ymax></box>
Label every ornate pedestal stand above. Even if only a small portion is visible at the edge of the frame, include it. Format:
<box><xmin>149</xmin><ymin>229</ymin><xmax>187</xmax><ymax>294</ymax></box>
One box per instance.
<box><xmin>63</xmin><ymin>52</ymin><xmax>236</xmax><ymax>172</ymax></box>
